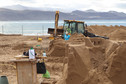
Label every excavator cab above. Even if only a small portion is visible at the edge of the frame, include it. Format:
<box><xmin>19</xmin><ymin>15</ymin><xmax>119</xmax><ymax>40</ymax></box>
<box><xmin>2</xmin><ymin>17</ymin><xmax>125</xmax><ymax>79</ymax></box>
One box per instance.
<box><xmin>63</xmin><ymin>20</ymin><xmax>85</xmax><ymax>35</ymax></box>
<box><xmin>48</xmin><ymin>20</ymin><xmax>85</xmax><ymax>36</ymax></box>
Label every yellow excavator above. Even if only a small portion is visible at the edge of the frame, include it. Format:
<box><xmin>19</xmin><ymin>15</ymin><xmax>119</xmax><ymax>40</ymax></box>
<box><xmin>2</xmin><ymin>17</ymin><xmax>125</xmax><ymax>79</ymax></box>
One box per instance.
<box><xmin>48</xmin><ymin>11</ymin><xmax>109</xmax><ymax>39</ymax></box>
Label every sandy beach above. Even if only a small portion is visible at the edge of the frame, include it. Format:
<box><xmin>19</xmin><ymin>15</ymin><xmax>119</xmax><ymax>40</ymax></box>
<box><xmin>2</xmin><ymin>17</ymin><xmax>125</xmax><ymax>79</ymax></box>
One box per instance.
<box><xmin>0</xmin><ymin>25</ymin><xmax>126</xmax><ymax>84</ymax></box>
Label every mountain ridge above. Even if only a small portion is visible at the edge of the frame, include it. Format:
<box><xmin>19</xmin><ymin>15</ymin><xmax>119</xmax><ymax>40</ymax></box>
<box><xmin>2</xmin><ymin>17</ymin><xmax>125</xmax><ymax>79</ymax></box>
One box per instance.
<box><xmin>0</xmin><ymin>7</ymin><xmax>126</xmax><ymax>21</ymax></box>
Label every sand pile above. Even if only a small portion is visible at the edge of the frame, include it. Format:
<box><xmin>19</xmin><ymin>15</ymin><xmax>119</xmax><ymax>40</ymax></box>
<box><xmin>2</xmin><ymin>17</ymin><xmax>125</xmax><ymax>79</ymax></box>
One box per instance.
<box><xmin>56</xmin><ymin>42</ymin><xmax>112</xmax><ymax>84</ymax></box>
<box><xmin>57</xmin><ymin>44</ymin><xmax>91</xmax><ymax>84</ymax></box>
<box><xmin>0</xmin><ymin>61</ymin><xmax>17</xmax><ymax>84</ymax></box>
<box><xmin>108</xmin><ymin>28</ymin><xmax>126</xmax><ymax>40</ymax></box>
<box><xmin>1</xmin><ymin>25</ymin><xmax>126</xmax><ymax>84</ymax></box>
<box><xmin>105</xmin><ymin>41</ymin><xmax>119</xmax><ymax>59</ymax></box>
<box><xmin>87</xmin><ymin>25</ymin><xmax>116</xmax><ymax>37</ymax></box>
<box><xmin>83</xmin><ymin>37</ymin><xmax>94</xmax><ymax>47</ymax></box>
<box><xmin>68</xmin><ymin>33</ymin><xmax>94</xmax><ymax>47</ymax></box>
<box><xmin>89</xmin><ymin>46</ymin><xmax>105</xmax><ymax>68</ymax></box>
<box><xmin>55</xmin><ymin>33</ymin><xmax>126</xmax><ymax>84</ymax></box>
<box><xmin>105</xmin><ymin>42</ymin><xmax>126</xmax><ymax>84</ymax></box>
<box><xmin>87</xmin><ymin>25</ymin><xmax>126</xmax><ymax>41</ymax></box>
<box><xmin>12</xmin><ymin>43</ymin><xmax>30</xmax><ymax>51</ymax></box>
<box><xmin>47</xmin><ymin>33</ymin><xmax>87</xmax><ymax>57</ymax></box>
<box><xmin>47</xmin><ymin>37</ymin><xmax>66</xmax><ymax>57</ymax></box>
<box><xmin>68</xmin><ymin>33</ymin><xmax>85</xmax><ymax>44</ymax></box>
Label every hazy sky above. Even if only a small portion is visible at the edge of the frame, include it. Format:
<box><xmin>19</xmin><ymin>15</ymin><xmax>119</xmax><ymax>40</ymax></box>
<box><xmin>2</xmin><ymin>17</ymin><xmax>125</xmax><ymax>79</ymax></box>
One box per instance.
<box><xmin>0</xmin><ymin>0</ymin><xmax>126</xmax><ymax>12</ymax></box>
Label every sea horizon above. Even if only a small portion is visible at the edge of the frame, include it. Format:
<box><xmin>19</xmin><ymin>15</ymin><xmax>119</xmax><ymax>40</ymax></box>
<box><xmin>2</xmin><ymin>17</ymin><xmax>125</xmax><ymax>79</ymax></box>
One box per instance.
<box><xmin>0</xmin><ymin>20</ymin><xmax>126</xmax><ymax>35</ymax></box>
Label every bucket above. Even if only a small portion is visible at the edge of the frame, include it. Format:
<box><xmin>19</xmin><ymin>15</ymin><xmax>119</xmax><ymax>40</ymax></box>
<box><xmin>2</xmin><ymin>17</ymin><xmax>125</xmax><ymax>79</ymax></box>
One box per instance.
<box><xmin>0</xmin><ymin>76</ymin><xmax>9</xmax><ymax>84</ymax></box>
<box><xmin>38</xmin><ymin>38</ymin><xmax>42</xmax><ymax>42</ymax></box>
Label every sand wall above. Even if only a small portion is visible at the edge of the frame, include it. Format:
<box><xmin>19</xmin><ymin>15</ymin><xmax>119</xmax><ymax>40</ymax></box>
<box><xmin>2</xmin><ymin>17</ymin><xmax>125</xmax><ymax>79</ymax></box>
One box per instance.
<box><xmin>55</xmin><ymin>33</ymin><xmax>126</xmax><ymax>84</ymax></box>
<box><xmin>107</xmin><ymin>42</ymin><xmax>126</xmax><ymax>84</ymax></box>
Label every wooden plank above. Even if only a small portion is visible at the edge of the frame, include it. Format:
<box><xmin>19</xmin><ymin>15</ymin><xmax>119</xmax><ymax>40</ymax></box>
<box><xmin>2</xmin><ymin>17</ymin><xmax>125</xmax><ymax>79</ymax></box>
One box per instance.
<box><xmin>15</xmin><ymin>55</ymin><xmax>28</xmax><ymax>58</ymax></box>
<box><xmin>15</xmin><ymin>55</ymin><xmax>28</xmax><ymax>60</ymax></box>
<box><xmin>14</xmin><ymin>55</ymin><xmax>47</xmax><ymax>60</ymax></box>
<box><xmin>10</xmin><ymin>59</ymin><xmax>36</xmax><ymax>62</ymax></box>
<box><xmin>16</xmin><ymin>63</ymin><xmax>19</xmax><ymax>84</ymax></box>
<box><xmin>16</xmin><ymin>62</ymin><xmax>36</xmax><ymax>84</ymax></box>
<box><xmin>32</xmin><ymin>63</ymin><xmax>37</xmax><ymax>84</ymax></box>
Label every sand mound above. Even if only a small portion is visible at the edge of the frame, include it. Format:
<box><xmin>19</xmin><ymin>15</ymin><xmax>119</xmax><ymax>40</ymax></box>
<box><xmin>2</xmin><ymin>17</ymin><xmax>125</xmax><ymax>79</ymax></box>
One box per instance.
<box><xmin>84</xmin><ymin>37</ymin><xmax>94</xmax><ymax>47</ymax></box>
<box><xmin>68</xmin><ymin>33</ymin><xmax>85</xmax><ymax>44</ymax></box>
<box><xmin>90</xmin><ymin>37</ymin><xmax>106</xmax><ymax>46</ymax></box>
<box><xmin>47</xmin><ymin>33</ymin><xmax>86</xmax><ymax>57</ymax></box>
<box><xmin>87</xmin><ymin>25</ymin><xmax>126</xmax><ymax>41</ymax></box>
<box><xmin>105</xmin><ymin>41</ymin><xmax>119</xmax><ymax>58</ymax></box>
<box><xmin>12</xmin><ymin>43</ymin><xmax>30</xmax><ymax>51</ymax></box>
<box><xmin>56</xmin><ymin>42</ymin><xmax>112</xmax><ymax>84</ymax></box>
<box><xmin>108</xmin><ymin>28</ymin><xmax>126</xmax><ymax>40</ymax></box>
<box><xmin>47</xmin><ymin>37</ymin><xmax>66</xmax><ymax>57</ymax></box>
<box><xmin>87</xmin><ymin>25</ymin><xmax>116</xmax><ymax>37</ymax></box>
<box><xmin>68</xmin><ymin>33</ymin><xmax>94</xmax><ymax>47</ymax></box>
<box><xmin>56</xmin><ymin>35</ymin><xmax>126</xmax><ymax>84</ymax></box>
<box><xmin>57</xmin><ymin>44</ymin><xmax>91</xmax><ymax>84</ymax></box>
<box><xmin>1</xmin><ymin>25</ymin><xmax>126</xmax><ymax>84</ymax></box>
<box><xmin>89</xmin><ymin>46</ymin><xmax>105</xmax><ymax>68</ymax></box>
<box><xmin>106</xmin><ymin>42</ymin><xmax>126</xmax><ymax>84</ymax></box>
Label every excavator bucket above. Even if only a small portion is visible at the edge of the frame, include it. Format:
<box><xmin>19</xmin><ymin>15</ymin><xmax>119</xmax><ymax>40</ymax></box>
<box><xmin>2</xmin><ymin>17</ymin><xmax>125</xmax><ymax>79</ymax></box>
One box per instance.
<box><xmin>48</xmin><ymin>28</ymin><xmax>64</xmax><ymax>35</ymax></box>
<box><xmin>48</xmin><ymin>28</ymin><xmax>54</xmax><ymax>34</ymax></box>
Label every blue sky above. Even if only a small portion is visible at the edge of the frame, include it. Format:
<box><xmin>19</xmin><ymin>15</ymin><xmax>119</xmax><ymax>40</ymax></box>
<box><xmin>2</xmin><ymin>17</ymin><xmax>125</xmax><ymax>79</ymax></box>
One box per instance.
<box><xmin>0</xmin><ymin>0</ymin><xmax>126</xmax><ymax>13</ymax></box>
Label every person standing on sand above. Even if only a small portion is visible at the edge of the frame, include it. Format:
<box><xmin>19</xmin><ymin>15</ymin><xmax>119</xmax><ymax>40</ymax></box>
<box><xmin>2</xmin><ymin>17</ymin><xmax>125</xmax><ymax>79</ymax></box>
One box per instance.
<box><xmin>64</xmin><ymin>31</ymin><xmax>70</xmax><ymax>40</ymax></box>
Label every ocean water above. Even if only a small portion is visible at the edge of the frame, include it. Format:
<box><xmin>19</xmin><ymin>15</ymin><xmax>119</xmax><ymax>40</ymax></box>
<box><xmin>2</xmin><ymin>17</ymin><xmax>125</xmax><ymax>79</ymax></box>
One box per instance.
<box><xmin>0</xmin><ymin>20</ymin><xmax>126</xmax><ymax>35</ymax></box>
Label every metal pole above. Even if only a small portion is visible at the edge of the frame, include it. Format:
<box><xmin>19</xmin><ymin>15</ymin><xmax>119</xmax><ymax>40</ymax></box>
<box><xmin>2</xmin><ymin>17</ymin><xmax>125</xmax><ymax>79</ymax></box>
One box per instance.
<box><xmin>43</xmin><ymin>26</ymin><xmax>44</xmax><ymax>35</ymax></box>
<box><xmin>43</xmin><ymin>26</ymin><xmax>44</xmax><ymax>36</ymax></box>
<box><xmin>22</xmin><ymin>25</ymin><xmax>23</xmax><ymax>35</ymax></box>
<box><xmin>43</xmin><ymin>26</ymin><xmax>45</xmax><ymax>36</ymax></box>
<box><xmin>42</xmin><ymin>25</ymin><xmax>43</xmax><ymax>36</ymax></box>
<box><xmin>37</xmin><ymin>33</ymin><xmax>38</xmax><ymax>39</ymax></box>
<box><xmin>2</xmin><ymin>25</ymin><xmax>4</xmax><ymax>34</ymax></box>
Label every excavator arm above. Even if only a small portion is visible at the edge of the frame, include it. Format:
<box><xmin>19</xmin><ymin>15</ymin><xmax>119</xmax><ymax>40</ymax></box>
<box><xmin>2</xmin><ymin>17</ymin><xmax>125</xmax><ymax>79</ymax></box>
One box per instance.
<box><xmin>48</xmin><ymin>11</ymin><xmax>63</xmax><ymax>36</ymax></box>
<box><xmin>54</xmin><ymin>11</ymin><xmax>59</xmax><ymax>36</ymax></box>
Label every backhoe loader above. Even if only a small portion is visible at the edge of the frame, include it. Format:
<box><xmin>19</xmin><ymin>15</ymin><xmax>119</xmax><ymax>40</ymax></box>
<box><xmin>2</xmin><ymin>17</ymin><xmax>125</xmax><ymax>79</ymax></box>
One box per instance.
<box><xmin>48</xmin><ymin>11</ymin><xmax>109</xmax><ymax>39</ymax></box>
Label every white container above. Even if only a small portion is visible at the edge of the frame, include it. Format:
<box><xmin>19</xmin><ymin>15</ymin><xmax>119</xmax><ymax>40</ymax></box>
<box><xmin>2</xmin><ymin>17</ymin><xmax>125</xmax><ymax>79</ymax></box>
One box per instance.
<box><xmin>29</xmin><ymin>49</ymin><xmax>35</xmax><ymax>59</ymax></box>
<box><xmin>43</xmin><ymin>52</ymin><xmax>47</xmax><ymax>57</ymax></box>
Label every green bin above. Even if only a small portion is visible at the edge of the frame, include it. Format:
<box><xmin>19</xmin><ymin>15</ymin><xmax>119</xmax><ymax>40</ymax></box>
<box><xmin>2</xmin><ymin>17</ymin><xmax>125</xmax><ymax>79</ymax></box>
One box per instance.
<box><xmin>0</xmin><ymin>76</ymin><xmax>9</xmax><ymax>84</ymax></box>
